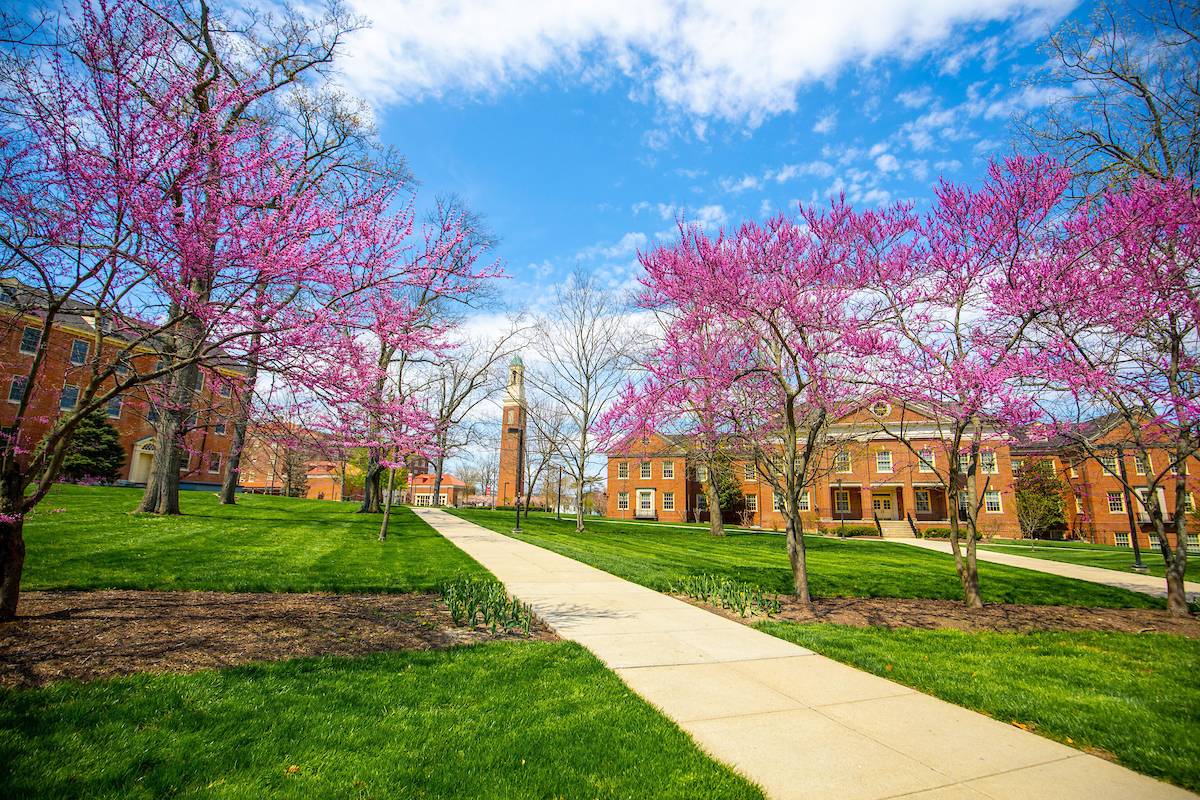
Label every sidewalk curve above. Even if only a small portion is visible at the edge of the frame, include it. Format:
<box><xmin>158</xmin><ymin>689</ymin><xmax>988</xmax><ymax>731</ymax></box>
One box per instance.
<box><xmin>894</xmin><ymin>538</ymin><xmax>1200</xmax><ymax>602</ymax></box>
<box><xmin>414</xmin><ymin>508</ymin><xmax>1194</xmax><ymax>800</ymax></box>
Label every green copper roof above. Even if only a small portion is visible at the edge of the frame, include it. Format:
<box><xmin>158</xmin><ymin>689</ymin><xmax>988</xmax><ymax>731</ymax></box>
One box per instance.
<box><xmin>510</xmin><ymin>354</ymin><xmax>524</xmax><ymax>367</ymax></box>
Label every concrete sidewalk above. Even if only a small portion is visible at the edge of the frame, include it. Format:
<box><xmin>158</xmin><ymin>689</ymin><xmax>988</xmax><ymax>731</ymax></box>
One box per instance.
<box><xmin>895</xmin><ymin>538</ymin><xmax>1200</xmax><ymax>602</ymax></box>
<box><xmin>414</xmin><ymin>508</ymin><xmax>1194</xmax><ymax>800</ymax></box>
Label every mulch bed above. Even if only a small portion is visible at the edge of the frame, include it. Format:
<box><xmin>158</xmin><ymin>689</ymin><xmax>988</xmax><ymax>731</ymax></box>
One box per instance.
<box><xmin>0</xmin><ymin>590</ymin><xmax>557</xmax><ymax>688</ymax></box>
<box><xmin>680</xmin><ymin>594</ymin><xmax>1200</xmax><ymax>638</ymax></box>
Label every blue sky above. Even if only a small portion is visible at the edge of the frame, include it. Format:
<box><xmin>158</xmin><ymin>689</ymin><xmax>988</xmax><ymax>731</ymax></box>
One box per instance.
<box><xmin>340</xmin><ymin>1</ymin><xmax>1089</xmax><ymax>304</ymax></box>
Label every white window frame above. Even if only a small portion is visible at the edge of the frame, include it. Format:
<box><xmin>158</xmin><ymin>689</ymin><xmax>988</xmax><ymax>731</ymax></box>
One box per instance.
<box><xmin>983</xmin><ymin>490</ymin><xmax>1002</xmax><ymax>514</ymax></box>
<box><xmin>1134</xmin><ymin>453</ymin><xmax>1150</xmax><ymax>476</ymax></box>
<box><xmin>918</xmin><ymin>449</ymin><xmax>935</xmax><ymax>473</ymax></box>
<box><xmin>213</xmin><ymin>418</ymin><xmax>226</xmax><ymax>435</ymax></box>
<box><xmin>834</xmin><ymin>490</ymin><xmax>851</xmax><ymax>514</ymax></box>
<box><xmin>1185</xmin><ymin>492</ymin><xmax>1195</xmax><ymax>514</ymax></box>
<box><xmin>744</xmin><ymin>494</ymin><xmax>758</xmax><ymax>512</ymax></box>
<box><xmin>662</xmin><ymin>491</ymin><xmax>675</xmax><ymax>511</ymax></box>
<box><xmin>743</xmin><ymin>463</ymin><xmax>756</xmax><ymax>481</ymax></box>
<box><xmin>1069</xmin><ymin>462</ymin><xmax>1078</xmax><ymax>477</ymax></box>
<box><xmin>1099</xmin><ymin>455</ymin><xmax>1118</xmax><ymax>476</ymax></box>
<box><xmin>662</xmin><ymin>461</ymin><xmax>674</xmax><ymax>479</ymax></box>
<box><xmin>7</xmin><ymin>376</ymin><xmax>26</xmax><ymax>404</ymax></box>
<box><xmin>640</xmin><ymin>461</ymin><xmax>651</xmax><ymax>480</ymax></box>
<box><xmin>106</xmin><ymin>396</ymin><xmax>122</xmax><ymax>419</ymax></box>
<box><xmin>875</xmin><ymin>450</ymin><xmax>893</xmax><ymax>473</ymax></box>
<box><xmin>617</xmin><ymin>492</ymin><xmax>629</xmax><ymax>511</ymax></box>
<box><xmin>1115</xmin><ymin>531</ymin><xmax>1130</xmax><ymax>548</ymax></box>
<box><xmin>958</xmin><ymin>453</ymin><xmax>971</xmax><ymax>473</ymax></box>
<box><xmin>1106</xmin><ymin>491</ymin><xmax>1125</xmax><ymax>514</ymax></box>
<box><xmin>773</xmin><ymin>492</ymin><xmax>784</xmax><ymax>512</ymax></box>
<box><xmin>980</xmin><ymin>449</ymin><xmax>998</xmax><ymax>475</ymax></box>
<box><xmin>696</xmin><ymin>465</ymin><xmax>709</xmax><ymax>483</ymax></box>
<box><xmin>69</xmin><ymin>339</ymin><xmax>89</xmax><ymax>365</ymax></box>
<box><xmin>1074</xmin><ymin>491</ymin><xmax>1084</xmax><ymax>514</ymax></box>
<box><xmin>833</xmin><ymin>451</ymin><xmax>852</xmax><ymax>473</ymax></box>
<box><xmin>1011</xmin><ymin>459</ymin><xmax>1024</xmax><ymax>475</ymax></box>
<box><xmin>696</xmin><ymin>494</ymin><xmax>708</xmax><ymax>511</ymax></box>
<box><xmin>914</xmin><ymin>489</ymin><xmax>931</xmax><ymax>513</ymax></box>
<box><xmin>637</xmin><ymin>489</ymin><xmax>654</xmax><ymax>513</ymax></box>
<box><xmin>207</xmin><ymin>452</ymin><xmax>221</xmax><ymax>474</ymax></box>
<box><xmin>1186</xmin><ymin>533</ymin><xmax>1199</xmax><ymax>555</ymax></box>
<box><xmin>617</xmin><ymin>461</ymin><xmax>628</xmax><ymax>479</ymax></box>
<box><xmin>19</xmin><ymin>326</ymin><xmax>40</xmax><ymax>355</ymax></box>
<box><xmin>797</xmin><ymin>491</ymin><xmax>810</xmax><ymax>512</ymax></box>
<box><xmin>59</xmin><ymin>384</ymin><xmax>79</xmax><ymax>411</ymax></box>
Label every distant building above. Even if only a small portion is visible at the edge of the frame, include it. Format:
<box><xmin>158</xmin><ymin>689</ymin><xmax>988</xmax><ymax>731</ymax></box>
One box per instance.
<box><xmin>408</xmin><ymin>472</ymin><xmax>467</xmax><ymax>507</ymax></box>
<box><xmin>497</xmin><ymin>355</ymin><xmax>526</xmax><ymax>506</ymax></box>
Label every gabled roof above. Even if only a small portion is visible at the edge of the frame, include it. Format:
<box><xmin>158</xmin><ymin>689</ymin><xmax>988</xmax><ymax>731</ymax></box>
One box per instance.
<box><xmin>410</xmin><ymin>472</ymin><xmax>466</xmax><ymax>489</ymax></box>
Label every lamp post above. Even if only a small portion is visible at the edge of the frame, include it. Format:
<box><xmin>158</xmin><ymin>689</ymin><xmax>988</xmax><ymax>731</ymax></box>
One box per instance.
<box><xmin>510</xmin><ymin>424</ymin><xmax>524</xmax><ymax>533</ymax></box>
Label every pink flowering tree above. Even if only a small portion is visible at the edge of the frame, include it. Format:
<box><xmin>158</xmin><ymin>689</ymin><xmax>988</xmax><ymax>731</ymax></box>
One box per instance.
<box><xmin>0</xmin><ymin>0</ymin><xmax>370</xmax><ymax>618</ymax></box>
<box><xmin>603</xmin><ymin>207</ymin><xmax>888</xmax><ymax>606</ymax></box>
<box><xmin>1025</xmin><ymin>177</ymin><xmax>1199</xmax><ymax>616</ymax></box>
<box><xmin>859</xmin><ymin>156</ymin><xmax>1072</xmax><ymax>608</ymax></box>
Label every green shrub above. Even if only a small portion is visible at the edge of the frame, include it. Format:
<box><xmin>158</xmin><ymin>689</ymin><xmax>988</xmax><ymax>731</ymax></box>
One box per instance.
<box><xmin>834</xmin><ymin>525</ymin><xmax>880</xmax><ymax>537</ymax></box>
<box><xmin>439</xmin><ymin>577</ymin><xmax>534</xmax><ymax>635</ymax></box>
<box><xmin>921</xmin><ymin>527</ymin><xmax>982</xmax><ymax>541</ymax></box>
<box><xmin>671</xmin><ymin>573</ymin><xmax>782</xmax><ymax>617</ymax></box>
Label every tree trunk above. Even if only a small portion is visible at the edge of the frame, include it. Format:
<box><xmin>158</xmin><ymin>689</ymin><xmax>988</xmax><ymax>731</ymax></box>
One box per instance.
<box><xmin>358</xmin><ymin>455</ymin><xmax>382</xmax><ymax>513</ymax></box>
<box><xmin>432</xmin><ymin>453</ymin><xmax>445</xmax><ymax>508</ymax></box>
<box><xmin>1162</xmin><ymin>465</ymin><xmax>1191</xmax><ymax>616</ymax></box>
<box><xmin>703</xmin><ymin>473</ymin><xmax>724</xmax><ymax>536</ymax></box>
<box><xmin>379</xmin><ymin>465</ymin><xmax>397</xmax><ymax>541</ymax></box>
<box><xmin>956</xmin><ymin>431</ymin><xmax>984</xmax><ymax>609</ymax></box>
<box><xmin>137</xmin><ymin>389</ymin><xmax>186</xmax><ymax>516</ymax></box>
<box><xmin>219</xmin><ymin>410</ymin><xmax>249</xmax><ymax>504</ymax></box>
<box><xmin>785</xmin><ymin>510</ymin><xmax>811</xmax><ymax>608</ymax></box>
<box><xmin>0</xmin><ymin>511</ymin><xmax>25</xmax><ymax>620</ymax></box>
<box><xmin>575</xmin><ymin>478</ymin><xmax>585</xmax><ymax>533</ymax></box>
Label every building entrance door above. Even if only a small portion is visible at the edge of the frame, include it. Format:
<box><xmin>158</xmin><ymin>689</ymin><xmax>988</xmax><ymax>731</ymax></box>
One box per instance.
<box><xmin>635</xmin><ymin>489</ymin><xmax>656</xmax><ymax>519</ymax></box>
<box><xmin>871</xmin><ymin>492</ymin><xmax>896</xmax><ymax>520</ymax></box>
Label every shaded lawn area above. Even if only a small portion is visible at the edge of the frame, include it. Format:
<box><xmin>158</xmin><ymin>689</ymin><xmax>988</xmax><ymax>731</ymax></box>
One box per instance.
<box><xmin>450</xmin><ymin>509</ymin><xmax>1162</xmax><ymax>608</ymax></box>
<box><xmin>0</xmin><ymin>641</ymin><xmax>763</xmax><ymax>800</ymax></box>
<box><xmin>22</xmin><ymin>485</ymin><xmax>486</xmax><ymax>593</ymax></box>
<box><xmin>759</xmin><ymin>622</ymin><xmax>1200</xmax><ymax>793</ymax></box>
<box><xmin>978</xmin><ymin>539</ymin><xmax>1200</xmax><ymax>581</ymax></box>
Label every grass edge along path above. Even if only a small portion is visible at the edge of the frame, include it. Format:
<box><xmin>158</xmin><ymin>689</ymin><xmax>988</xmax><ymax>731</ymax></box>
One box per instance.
<box><xmin>448</xmin><ymin>508</ymin><xmax>1163</xmax><ymax>609</ymax></box>
<box><xmin>0</xmin><ymin>641</ymin><xmax>764</xmax><ymax>800</ymax></box>
<box><xmin>758</xmin><ymin>622</ymin><xmax>1200</xmax><ymax>793</ymax></box>
<box><xmin>977</xmin><ymin>539</ymin><xmax>1200</xmax><ymax>582</ymax></box>
<box><xmin>22</xmin><ymin>485</ymin><xmax>488</xmax><ymax>593</ymax></box>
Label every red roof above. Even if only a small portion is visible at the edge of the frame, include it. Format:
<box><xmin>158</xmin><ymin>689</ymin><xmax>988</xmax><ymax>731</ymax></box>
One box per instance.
<box><xmin>410</xmin><ymin>472</ymin><xmax>466</xmax><ymax>489</ymax></box>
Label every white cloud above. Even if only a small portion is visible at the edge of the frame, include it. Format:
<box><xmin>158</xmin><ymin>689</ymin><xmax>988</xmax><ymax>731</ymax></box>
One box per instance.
<box><xmin>720</xmin><ymin>174</ymin><xmax>764</xmax><ymax>194</ymax></box>
<box><xmin>812</xmin><ymin>110</ymin><xmax>838</xmax><ymax>134</ymax></box>
<box><xmin>576</xmin><ymin>231</ymin><xmax>649</xmax><ymax>260</ymax></box>
<box><xmin>895</xmin><ymin>86</ymin><xmax>933</xmax><ymax>108</ymax></box>
<box><xmin>339</xmin><ymin>0</ymin><xmax>1075</xmax><ymax>126</ymax></box>
<box><xmin>874</xmin><ymin>153</ymin><xmax>900</xmax><ymax>173</ymax></box>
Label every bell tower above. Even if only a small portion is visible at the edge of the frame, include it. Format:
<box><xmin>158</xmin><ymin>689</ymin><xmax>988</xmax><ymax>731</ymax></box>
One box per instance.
<box><xmin>498</xmin><ymin>355</ymin><xmax>525</xmax><ymax>506</ymax></box>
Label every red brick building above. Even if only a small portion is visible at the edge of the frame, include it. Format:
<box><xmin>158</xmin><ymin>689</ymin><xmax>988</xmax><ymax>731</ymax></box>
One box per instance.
<box><xmin>606</xmin><ymin>401</ymin><xmax>1023</xmax><ymax>537</ymax></box>
<box><xmin>497</xmin><ymin>355</ymin><xmax>526</xmax><ymax>506</ymax></box>
<box><xmin>1012</xmin><ymin>415</ymin><xmax>1199</xmax><ymax>551</ymax></box>
<box><xmin>407</xmin><ymin>472</ymin><xmax>467</xmax><ymax>507</ymax></box>
<box><xmin>0</xmin><ymin>281</ymin><xmax>244</xmax><ymax>490</ymax></box>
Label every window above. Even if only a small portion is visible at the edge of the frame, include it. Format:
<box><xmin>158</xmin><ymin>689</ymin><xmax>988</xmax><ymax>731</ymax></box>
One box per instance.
<box><xmin>662</xmin><ymin>491</ymin><xmax>675</xmax><ymax>511</ymax></box>
<box><xmin>833</xmin><ymin>451</ymin><xmax>851</xmax><ymax>472</ymax></box>
<box><xmin>743</xmin><ymin>463</ymin><xmax>756</xmax><ymax>481</ymax></box>
<box><xmin>19</xmin><ymin>326</ymin><xmax>40</xmax><ymax>355</ymax></box>
<box><xmin>1134</xmin><ymin>454</ymin><xmax>1150</xmax><ymax>476</ymax></box>
<box><xmin>7</xmin><ymin>376</ymin><xmax>26</xmax><ymax>404</ymax></box>
<box><xmin>638</xmin><ymin>492</ymin><xmax>653</xmax><ymax>512</ymax></box>
<box><xmin>114</xmin><ymin>359</ymin><xmax>127</xmax><ymax>375</ymax></box>
<box><xmin>617</xmin><ymin>461</ymin><xmax>628</xmax><ymax>479</ymax></box>
<box><xmin>662</xmin><ymin>461</ymin><xmax>674</xmax><ymax>479</ymax></box>
<box><xmin>980</xmin><ymin>450</ymin><xmax>998</xmax><ymax>474</ymax></box>
<box><xmin>506</xmin><ymin>408</ymin><xmax>515</xmax><ymax>425</ymax></box>
<box><xmin>617</xmin><ymin>492</ymin><xmax>629</xmax><ymax>510</ymax></box>
<box><xmin>1185</xmin><ymin>492</ymin><xmax>1195</xmax><ymax>514</ymax></box>
<box><xmin>207</xmin><ymin>452</ymin><xmax>221</xmax><ymax>473</ymax></box>
<box><xmin>1115</xmin><ymin>531</ymin><xmax>1130</xmax><ymax>548</ymax></box>
<box><xmin>640</xmin><ymin>461</ymin><xmax>651</xmax><ymax>479</ymax></box>
<box><xmin>870</xmin><ymin>400</ymin><xmax>891</xmax><ymax>417</ymax></box>
<box><xmin>1068</xmin><ymin>462</ymin><xmax>1078</xmax><ymax>477</ymax></box>
<box><xmin>58</xmin><ymin>384</ymin><xmax>79</xmax><ymax>411</ymax></box>
<box><xmin>1011</xmin><ymin>459</ymin><xmax>1024</xmax><ymax>475</ymax></box>
<box><xmin>106</xmin><ymin>396</ymin><xmax>122</xmax><ymax>419</ymax></box>
<box><xmin>1187</xmin><ymin>533</ymin><xmax>1199</xmax><ymax>555</ymax></box>
<box><xmin>0</xmin><ymin>285</ymin><xmax>15</xmax><ymax>305</ymax></box>
<box><xmin>958</xmin><ymin>453</ymin><xmax>971</xmax><ymax>473</ymax></box>
<box><xmin>834</xmin><ymin>490</ymin><xmax>850</xmax><ymax>514</ymax></box>
<box><xmin>697</xmin><ymin>494</ymin><xmax>708</xmax><ymax>511</ymax></box>
<box><xmin>219</xmin><ymin>382</ymin><xmax>232</xmax><ymax>398</ymax></box>
<box><xmin>147</xmin><ymin>406</ymin><xmax>160</xmax><ymax>423</ymax></box>
<box><xmin>875</xmin><ymin>450</ymin><xmax>893</xmax><ymax>473</ymax></box>
<box><xmin>744</xmin><ymin>494</ymin><xmax>758</xmax><ymax>512</ymax></box>
<box><xmin>1099</xmin><ymin>455</ymin><xmax>1118</xmax><ymax>476</ymax></box>
<box><xmin>915</xmin><ymin>490</ymin><xmax>931</xmax><ymax>513</ymax></box>
<box><xmin>983</xmin><ymin>490</ymin><xmax>1002</xmax><ymax>513</ymax></box>
<box><xmin>797</xmin><ymin>491</ymin><xmax>810</xmax><ymax>512</ymax></box>
<box><xmin>1074</xmin><ymin>491</ymin><xmax>1084</xmax><ymax>514</ymax></box>
<box><xmin>696</xmin><ymin>465</ymin><xmax>709</xmax><ymax>483</ymax></box>
<box><xmin>69</xmin><ymin>339</ymin><xmax>89</xmax><ymax>365</ymax></box>
<box><xmin>1106</xmin><ymin>491</ymin><xmax>1125</xmax><ymax>513</ymax></box>
<box><xmin>192</xmin><ymin>372</ymin><xmax>204</xmax><ymax>392</ymax></box>
<box><xmin>213</xmin><ymin>417</ymin><xmax>226</xmax><ymax>435</ymax></box>
<box><xmin>958</xmin><ymin>491</ymin><xmax>970</xmax><ymax>515</ymax></box>
<box><xmin>918</xmin><ymin>449</ymin><xmax>934</xmax><ymax>473</ymax></box>
<box><xmin>1171</xmin><ymin>459</ymin><xmax>1188</xmax><ymax>476</ymax></box>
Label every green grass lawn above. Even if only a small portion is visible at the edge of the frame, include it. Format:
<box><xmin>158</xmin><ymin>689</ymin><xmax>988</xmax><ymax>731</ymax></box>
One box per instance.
<box><xmin>759</xmin><ymin>622</ymin><xmax>1200</xmax><ymax>793</ymax></box>
<box><xmin>450</xmin><ymin>509</ymin><xmax>1162</xmax><ymax>608</ymax></box>
<box><xmin>0</xmin><ymin>641</ymin><xmax>763</xmax><ymax>800</ymax></box>
<box><xmin>22</xmin><ymin>485</ymin><xmax>487</xmax><ymax>593</ymax></box>
<box><xmin>979</xmin><ymin>538</ymin><xmax>1200</xmax><ymax>581</ymax></box>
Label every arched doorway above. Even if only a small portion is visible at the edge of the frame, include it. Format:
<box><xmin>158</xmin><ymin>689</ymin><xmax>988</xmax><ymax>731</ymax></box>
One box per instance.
<box><xmin>129</xmin><ymin>437</ymin><xmax>156</xmax><ymax>484</ymax></box>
